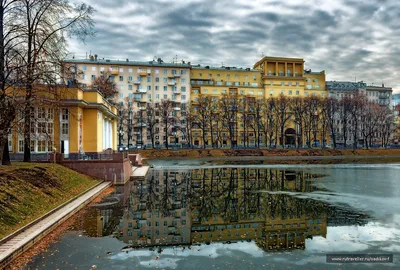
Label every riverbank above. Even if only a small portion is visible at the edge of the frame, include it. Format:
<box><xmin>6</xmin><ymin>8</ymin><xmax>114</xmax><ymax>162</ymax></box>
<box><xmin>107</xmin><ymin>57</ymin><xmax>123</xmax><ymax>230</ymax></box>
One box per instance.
<box><xmin>137</xmin><ymin>148</ymin><xmax>400</xmax><ymax>163</ymax></box>
<box><xmin>0</xmin><ymin>163</ymin><xmax>99</xmax><ymax>239</ymax></box>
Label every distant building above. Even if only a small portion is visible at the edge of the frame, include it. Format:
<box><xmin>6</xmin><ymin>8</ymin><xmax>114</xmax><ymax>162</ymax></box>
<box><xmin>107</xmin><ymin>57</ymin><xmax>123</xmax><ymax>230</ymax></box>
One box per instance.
<box><xmin>326</xmin><ymin>81</ymin><xmax>367</xmax><ymax>98</ymax></box>
<box><xmin>392</xmin><ymin>93</ymin><xmax>400</xmax><ymax>107</ymax></box>
<box><xmin>365</xmin><ymin>84</ymin><xmax>392</xmax><ymax>107</ymax></box>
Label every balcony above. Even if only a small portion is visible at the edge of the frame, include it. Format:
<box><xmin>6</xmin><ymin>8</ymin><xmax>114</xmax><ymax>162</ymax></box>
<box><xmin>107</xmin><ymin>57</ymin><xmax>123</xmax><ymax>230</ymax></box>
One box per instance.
<box><xmin>138</xmin><ymin>106</ymin><xmax>147</xmax><ymax>111</ymax></box>
<box><xmin>110</xmin><ymin>69</ymin><xmax>119</xmax><ymax>75</ymax></box>
<box><xmin>168</xmin><ymin>81</ymin><xmax>176</xmax><ymax>86</ymax></box>
<box><xmin>134</xmin><ymin>97</ymin><xmax>142</xmax><ymax>102</ymax></box>
<box><xmin>137</xmin><ymin>88</ymin><xmax>146</xmax><ymax>93</ymax></box>
<box><xmin>138</xmin><ymin>71</ymin><xmax>147</xmax><ymax>76</ymax></box>
<box><xmin>172</xmin><ymin>89</ymin><xmax>181</xmax><ymax>94</ymax></box>
<box><xmin>133</xmin><ymin>81</ymin><xmax>141</xmax><ymax>85</ymax></box>
<box><xmin>174</xmin><ymin>74</ymin><xmax>181</xmax><ymax>78</ymax></box>
<box><xmin>134</xmin><ymin>123</ymin><xmax>147</xmax><ymax>127</ymax></box>
<box><xmin>174</xmin><ymin>107</ymin><xmax>181</xmax><ymax>111</ymax></box>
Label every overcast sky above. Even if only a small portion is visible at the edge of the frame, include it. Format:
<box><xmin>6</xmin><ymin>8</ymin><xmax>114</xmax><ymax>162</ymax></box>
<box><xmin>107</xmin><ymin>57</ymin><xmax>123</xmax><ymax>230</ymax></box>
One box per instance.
<box><xmin>69</xmin><ymin>0</ymin><xmax>399</xmax><ymax>93</ymax></box>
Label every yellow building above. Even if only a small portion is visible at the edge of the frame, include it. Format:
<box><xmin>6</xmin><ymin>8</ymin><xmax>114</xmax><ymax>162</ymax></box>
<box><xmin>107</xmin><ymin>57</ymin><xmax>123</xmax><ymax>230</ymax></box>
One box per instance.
<box><xmin>253</xmin><ymin>56</ymin><xmax>327</xmax><ymax>98</ymax></box>
<box><xmin>190</xmin><ymin>66</ymin><xmax>264</xmax><ymax>147</ymax></box>
<box><xmin>8</xmin><ymin>86</ymin><xmax>118</xmax><ymax>159</ymax></box>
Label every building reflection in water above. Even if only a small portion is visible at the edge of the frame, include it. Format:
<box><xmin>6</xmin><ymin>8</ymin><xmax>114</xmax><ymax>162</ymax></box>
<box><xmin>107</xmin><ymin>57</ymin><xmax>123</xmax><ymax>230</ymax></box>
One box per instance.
<box><xmin>80</xmin><ymin>168</ymin><xmax>369</xmax><ymax>252</ymax></box>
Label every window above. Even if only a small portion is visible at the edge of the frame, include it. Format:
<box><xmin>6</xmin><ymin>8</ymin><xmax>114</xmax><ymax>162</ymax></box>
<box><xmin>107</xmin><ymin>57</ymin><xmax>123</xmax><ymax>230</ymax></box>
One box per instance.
<box><xmin>47</xmin><ymin>122</ymin><xmax>53</xmax><ymax>134</ymax></box>
<box><xmin>296</xmin><ymin>91</ymin><xmax>300</xmax><ymax>95</ymax></box>
<box><xmin>181</xmin><ymin>70</ymin><xmax>186</xmax><ymax>75</ymax></box>
<box><xmin>281</xmin><ymin>82</ymin><xmax>284</xmax><ymax>86</ymax></box>
<box><xmin>147</xmin><ymin>94</ymin><xmax>151</xmax><ymax>99</ymax></box>
<box><xmin>119</xmin><ymin>93</ymin><xmax>124</xmax><ymax>98</ymax></box>
<box><xmin>119</xmin><ymin>76</ymin><xmax>123</xmax><ymax>81</ymax></box>
<box><xmin>147</xmin><ymin>77</ymin><xmax>151</xmax><ymax>82</ymax></box>
<box><xmin>163</xmin><ymin>94</ymin><xmax>167</xmax><ymax>99</ymax></box>
<box><xmin>281</xmin><ymin>90</ymin><xmax>285</xmax><ymax>95</ymax></box>
<box><xmin>163</xmin><ymin>69</ymin><xmax>167</xmax><ymax>74</ymax></box>
<box><xmin>100</xmin><ymin>66</ymin><xmax>104</xmax><ymax>71</ymax></box>
<box><xmin>82</xmin><ymin>65</ymin><xmax>87</xmax><ymax>71</ymax></box>
<box><xmin>62</xmin><ymin>123</ymin><xmax>69</xmax><ymax>135</ymax></box>
<box><xmin>119</xmin><ymin>84</ymin><xmax>123</xmax><ymax>90</ymax></box>
<box><xmin>38</xmin><ymin>122</ymin><xmax>46</xmax><ymax>133</ymax></box>
<box><xmin>38</xmin><ymin>108</ymin><xmax>46</xmax><ymax>119</ymax></box>
<box><xmin>91</xmin><ymin>75</ymin><xmax>96</xmax><ymax>80</ymax></box>
<box><xmin>182</xmin><ymin>78</ymin><xmax>186</xmax><ymax>83</ymax></box>
<box><xmin>296</xmin><ymin>82</ymin><xmax>299</xmax><ymax>86</ymax></box>
<box><xmin>91</xmin><ymin>66</ymin><xmax>96</xmax><ymax>71</ymax></box>
<box><xmin>8</xmin><ymin>138</ymin><xmax>12</xmax><ymax>152</ymax></box>
<box><xmin>129</xmin><ymin>68</ymin><xmax>133</xmax><ymax>73</ymax></box>
<box><xmin>289</xmin><ymin>90</ymin><xmax>292</xmax><ymax>95</ymax></box>
<box><xmin>82</xmin><ymin>74</ymin><xmax>86</xmax><ymax>80</ymax></box>
<box><xmin>30</xmin><ymin>140</ymin><xmax>35</xmax><ymax>152</ymax></box>
<box><xmin>62</xmin><ymin>109</ymin><xmax>69</xmax><ymax>120</ymax></box>
<box><xmin>30</xmin><ymin>123</ymin><xmax>35</xmax><ymax>134</ymax></box>
<box><xmin>240</xmin><ymin>90</ymin><xmax>244</xmax><ymax>94</ymax></box>
<box><xmin>199</xmin><ymin>73</ymin><xmax>202</xmax><ymax>77</ymax></box>
<box><xmin>156</xmin><ymin>77</ymin><xmax>159</xmax><ymax>82</ymax></box>
<box><xmin>217</xmin><ymin>74</ymin><xmax>220</xmax><ymax>77</ymax></box>
<box><xmin>128</xmin><ymin>85</ymin><xmax>133</xmax><ymax>90</ymax></box>
<box><xmin>163</xmin><ymin>86</ymin><xmax>167</xmax><ymax>91</ymax></box>
<box><xmin>181</xmin><ymin>86</ymin><xmax>186</xmax><ymax>92</ymax></box>
<box><xmin>156</xmin><ymin>94</ymin><xmax>160</xmax><ymax>99</ymax></box>
<box><xmin>182</xmin><ymin>95</ymin><xmax>186</xmax><ymax>100</ymax></box>
<box><xmin>155</xmin><ymin>86</ymin><xmax>159</xmax><ymax>90</ymax></box>
<box><xmin>37</xmin><ymin>141</ymin><xmax>46</xmax><ymax>152</ymax></box>
<box><xmin>47</xmin><ymin>108</ymin><xmax>53</xmax><ymax>119</ymax></box>
<box><xmin>147</xmin><ymin>86</ymin><xmax>151</xmax><ymax>90</ymax></box>
<box><xmin>18</xmin><ymin>140</ymin><xmax>24</xmax><ymax>152</ymax></box>
<box><xmin>163</xmin><ymin>77</ymin><xmax>167</xmax><ymax>83</ymax></box>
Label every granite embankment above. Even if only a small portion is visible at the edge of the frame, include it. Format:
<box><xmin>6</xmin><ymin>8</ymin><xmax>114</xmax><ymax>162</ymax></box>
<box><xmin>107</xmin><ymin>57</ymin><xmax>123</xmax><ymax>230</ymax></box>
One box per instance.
<box><xmin>136</xmin><ymin>148</ymin><xmax>400</xmax><ymax>164</ymax></box>
<box><xmin>0</xmin><ymin>163</ymin><xmax>99</xmax><ymax>239</ymax></box>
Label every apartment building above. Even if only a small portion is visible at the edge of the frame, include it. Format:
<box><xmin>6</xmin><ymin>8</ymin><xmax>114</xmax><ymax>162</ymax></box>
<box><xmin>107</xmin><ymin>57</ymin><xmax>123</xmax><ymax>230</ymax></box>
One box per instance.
<box><xmin>365</xmin><ymin>84</ymin><xmax>393</xmax><ymax>107</ymax></box>
<box><xmin>63</xmin><ymin>56</ymin><xmax>191</xmax><ymax>147</ymax></box>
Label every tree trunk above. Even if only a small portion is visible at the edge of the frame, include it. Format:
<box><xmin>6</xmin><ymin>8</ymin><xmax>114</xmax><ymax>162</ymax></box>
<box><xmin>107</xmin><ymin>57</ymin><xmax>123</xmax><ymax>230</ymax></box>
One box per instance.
<box><xmin>2</xmin><ymin>137</ymin><xmax>11</xmax><ymax>165</ymax></box>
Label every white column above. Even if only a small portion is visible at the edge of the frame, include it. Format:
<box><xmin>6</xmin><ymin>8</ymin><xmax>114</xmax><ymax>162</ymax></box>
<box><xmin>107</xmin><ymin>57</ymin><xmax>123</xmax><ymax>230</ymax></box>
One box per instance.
<box><xmin>103</xmin><ymin>118</ymin><xmax>107</xmax><ymax>150</ymax></box>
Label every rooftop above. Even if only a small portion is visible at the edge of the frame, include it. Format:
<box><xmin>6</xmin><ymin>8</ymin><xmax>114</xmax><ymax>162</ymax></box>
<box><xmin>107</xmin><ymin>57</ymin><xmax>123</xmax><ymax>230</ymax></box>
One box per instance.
<box><xmin>326</xmin><ymin>81</ymin><xmax>367</xmax><ymax>91</ymax></box>
<box><xmin>191</xmin><ymin>65</ymin><xmax>260</xmax><ymax>72</ymax></box>
<box><xmin>63</xmin><ymin>58</ymin><xmax>191</xmax><ymax>68</ymax></box>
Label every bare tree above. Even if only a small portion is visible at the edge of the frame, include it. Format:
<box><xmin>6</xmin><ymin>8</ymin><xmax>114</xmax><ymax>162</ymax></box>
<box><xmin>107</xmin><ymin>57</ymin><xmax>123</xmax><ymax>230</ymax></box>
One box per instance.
<box><xmin>323</xmin><ymin>97</ymin><xmax>339</xmax><ymax>148</ymax></box>
<box><xmin>263</xmin><ymin>97</ymin><xmax>276</xmax><ymax>148</ymax></box>
<box><xmin>92</xmin><ymin>71</ymin><xmax>117</xmax><ymax>99</ymax></box>
<box><xmin>159</xmin><ymin>99</ymin><xmax>174</xmax><ymax>149</ymax></box>
<box><xmin>290</xmin><ymin>97</ymin><xmax>305</xmax><ymax>149</ymax></box>
<box><xmin>19</xmin><ymin>0</ymin><xmax>94</xmax><ymax>162</ymax></box>
<box><xmin>0</xmin><ymin>0</ymin><xmax>23</xmax><ymax>165</ymax></box>
<box><xmin>339</xmin><ymin>95</ymin><xmax>352</xmax><ymax>148</ymax></box>
<box><xmin>274</xmin><ymin>95</ymin><xmax>291</xmax><ymax>148</ymax></box>
<box><xmin>145</xmin><ymin>102</ymin><xmax>158</xmax><ymax>149</ymax></box>
<box><xmin>219</xmin><ymin>93</ymin><xmax>238</xmax><ymax>148</ymax></box>
<box><xmin>194</xmin><ymin>94</ymin><xmax>211</xmax><ymax>148</ymax></box>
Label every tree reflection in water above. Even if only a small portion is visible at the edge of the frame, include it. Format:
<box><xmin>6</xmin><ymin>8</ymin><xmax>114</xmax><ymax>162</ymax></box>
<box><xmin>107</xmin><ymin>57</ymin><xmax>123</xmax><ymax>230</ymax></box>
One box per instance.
<box><xmin>78</xmin><ymin>168</ymin><xmax>369</xmax><ymax>252</ymax></box>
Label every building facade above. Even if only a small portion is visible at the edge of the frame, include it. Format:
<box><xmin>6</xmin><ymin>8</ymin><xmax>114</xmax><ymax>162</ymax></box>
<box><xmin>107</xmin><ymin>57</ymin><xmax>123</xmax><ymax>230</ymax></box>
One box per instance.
<box><xmin>9</xmin><ymin>87</ymin><xmax>118</xmax><ymax>160</ymax></box>
<box><xmin>63</xmin><ymin>57</ymin><xmax>191</xmax><ymax>148</ymax></box>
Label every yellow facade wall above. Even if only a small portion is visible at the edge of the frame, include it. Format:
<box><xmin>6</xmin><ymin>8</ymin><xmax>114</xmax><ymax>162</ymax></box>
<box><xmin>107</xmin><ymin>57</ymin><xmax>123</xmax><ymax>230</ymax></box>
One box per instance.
<box><xmin>83</xmin><ymin>109</ymin><xmax>99</xmax><ymax>152</ymax></box>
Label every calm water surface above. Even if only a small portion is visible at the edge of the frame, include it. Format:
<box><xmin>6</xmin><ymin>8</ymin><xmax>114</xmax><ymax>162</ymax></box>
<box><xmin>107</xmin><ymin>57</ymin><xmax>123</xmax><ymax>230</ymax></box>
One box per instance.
<box><xmin>25</xmin><ymin>162</ymin><xmax>400</xmax><ymax>270</ymax></box>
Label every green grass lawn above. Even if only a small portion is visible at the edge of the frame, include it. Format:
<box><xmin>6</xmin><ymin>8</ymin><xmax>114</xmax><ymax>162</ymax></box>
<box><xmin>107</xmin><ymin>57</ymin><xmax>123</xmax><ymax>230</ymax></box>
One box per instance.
<box><xmin>0</xmin><ymin>162</ymin><xmax>99</xmax><ymax>239</ymax></box>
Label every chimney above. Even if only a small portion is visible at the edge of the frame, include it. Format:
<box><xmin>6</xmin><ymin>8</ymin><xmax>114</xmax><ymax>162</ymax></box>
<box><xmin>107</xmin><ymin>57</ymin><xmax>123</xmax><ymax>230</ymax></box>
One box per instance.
<box><xmin>382</xmin><ymin>83</ymin><xmax>384</xmax><ymax>87</ymax></box>
<box><xmin>94</xmin><ymin>54</ymin><xmax>98</xmax><ymax>60</ymax></box>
